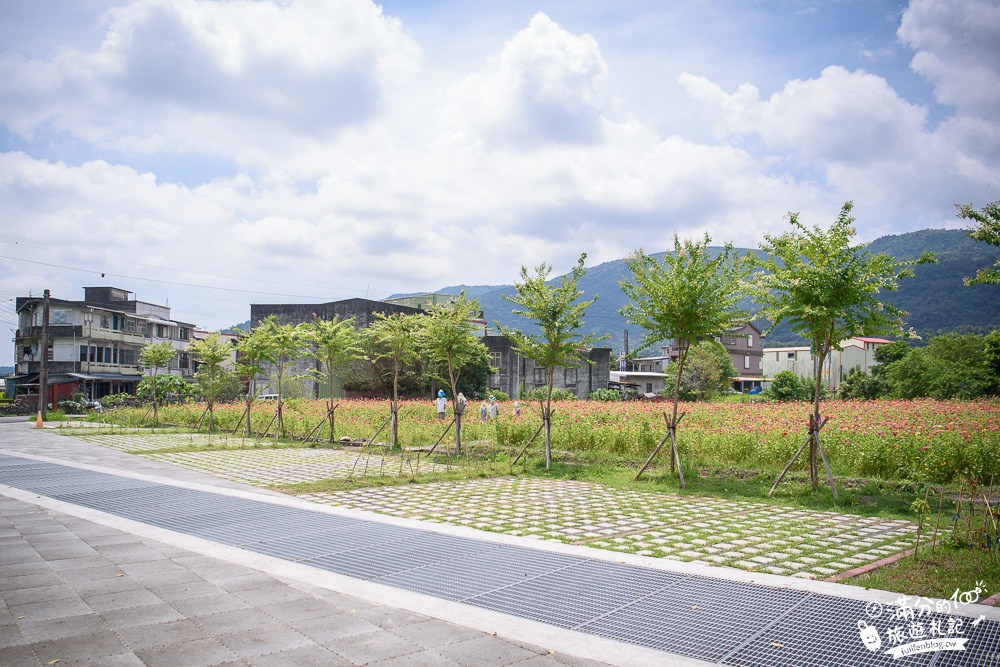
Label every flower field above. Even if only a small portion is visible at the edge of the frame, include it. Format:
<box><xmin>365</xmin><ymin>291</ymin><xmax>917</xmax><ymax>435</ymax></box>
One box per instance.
<box><xmin>100</xmin><ymin>397</ymin><xmax>1000</xmax><ymax>483</ymax></box>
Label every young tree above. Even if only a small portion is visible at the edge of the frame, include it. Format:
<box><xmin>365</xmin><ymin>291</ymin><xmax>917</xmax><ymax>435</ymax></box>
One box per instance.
<box><xmin>235</xmin><ymin>320</ymin><xmax>278</xmax><ymax>438</ymax></box>
<box><xmin>497</xmin><ymin>253</ymin><xmax>607</xmax><ymax>469</ymax></box>
<box><xmin>366</xmin><ymin>312</ymin><xmax>421</xmax><ymax>448</ymax></box>
<box><xmin>256</xmin><ymin>318</ymin><xmax>305</xmax><ymax>441</ymax></box>
<box><xmin>419</xmin><ymin>293</ymin><xmax>492</xmax><ymax>454</ymax></box>
<box><xmin>752</xmin><ymin>201</ymin><xmax>934</xmax><ymax>497</ymax></box>
<box><xmin>139</xmin><ymin>340</ymin><xmax>177</xmax><ymax>427</ymax></box>
<box><xmin>301</xmin><ymin>316</ymin><xmax>361</xmax><ymax>442</ymax></box>
<box><xmin>956</xmin><ymin>201</ymin><xmax>1000</xmax><ymax>285</ymax></box>
<box><xmin>621</xmin><ymin>236</ymin><xmax>752</xmax><ymax>483</ymax></box>
<box><xmin>188</xmin><ymin>332</ymin><xmax>233</xmax><ymax>432</ymax></box>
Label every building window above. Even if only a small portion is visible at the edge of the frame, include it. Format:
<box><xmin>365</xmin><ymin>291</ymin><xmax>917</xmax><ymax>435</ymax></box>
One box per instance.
<box><xmin>744</xmin><ymin>354</ymin><xmax>750</xmax><ymax>369</ymax></box>
<box><xmin>532</xmin><ymin>367</ymin><xmax>545</xmax><ymax>385</ymax></box>
<box><xmin>179</xmin><ymin>328</ymin><xmax>190</xmax><ymax>341</ymax></box>
<box><xmin>646</xmin><ymin>383</ymin><xmax>653</xmax><ymax>393</ymax></box>
<box><xmin>787</xmin><ymin>352</ymin><xmax>796</xmax><ymax>360</ymax></box>
<box><xmin>100</xmin><ymin>315</ymin><xmax>111</xmax><ymax>329</ymax></box>
<box><xmin>747</xmin><ymin>334</ymin><xmax>753</xmax><ymax>347</ymax></box>
<box><xmin>564</xmin><ymin>367</ymin><xmax>578</xmax><ymax>385</ymax></box>
<box><xmin>489</xmin><ymin>352</ymin><xmax>502</xmax><ymax>389</ymax></box>
<box><xmin>89</xmin><ymin>346</ymin><xmax>97</xmax><ymax>362</ymax></box>
<box><xmin>179</xmin><ymin>353</ymin><xmax>189</xmax><ymax>369</ymax></box>
<box><xmin>730</xmin><ymin>336</ymin><xmax>737</xmax><ymax>345</ymax></box>
<box><xmin>80</xmin><ymin>345</ymin><xmax>88</xmax><ymax>362</ymax></box>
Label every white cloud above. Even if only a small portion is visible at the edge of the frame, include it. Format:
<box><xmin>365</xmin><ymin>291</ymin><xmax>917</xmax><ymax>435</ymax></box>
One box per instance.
<box><xmin>898</xmin><ymin>0</ymin><xmax>1000</xmax><ymax>122</ymax></box>
<box><xmin>2</xmin><ymin>1</ymin><xmax>999</xmax><ymax>364</ymax></box>
<box><xmin>680</xmin><ymin>66</ymin><xmax>929</xmax><ymax>165</ymax></box>
<box><xmin>440</xmin><ymin>12</ymin><xmax>607</xmax><ymax>148</ymax></box>
<box><xmin>0</xmin><ymin>0</ymin><xmax>420</xmax><ymax>153</ymax></box>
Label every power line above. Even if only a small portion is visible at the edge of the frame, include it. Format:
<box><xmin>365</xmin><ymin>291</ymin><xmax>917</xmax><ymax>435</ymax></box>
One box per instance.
<box><xmin>0</xmin><ymin>239</ymin><xmax>377</xmax><ymax>294</ymax></box>
<box><xmin>0</xmin><ymin>254</ymin><xmax>348</xmax><ymax>301</ymax></box>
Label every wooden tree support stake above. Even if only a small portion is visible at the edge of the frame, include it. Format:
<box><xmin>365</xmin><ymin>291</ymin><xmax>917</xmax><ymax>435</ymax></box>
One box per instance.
<box><xmin>511</xmin><ymin>411</ymin><xmax>555</xmax><ymax>467</ymax></box>
<box><xmin>425</xmin><ymin>419</ymin><xmax>456</xmax><ymax>456</ymax></box>
<box><xmin>635</xmin><ymin>411</ymin><xmax>686</xmax><ymax>483</ymax></box>
<box><xmin>769</xmin><ymin>415</ymin><xmax>833</xmax><ymax>497</ymax></box>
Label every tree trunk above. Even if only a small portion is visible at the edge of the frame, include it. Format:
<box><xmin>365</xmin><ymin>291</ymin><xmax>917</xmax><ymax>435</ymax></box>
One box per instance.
<box><xmin>151</xmin><ymin>369</ymin><xmax>159</xmax><ymax>428</ymax></box>
<box><xmin>811</xmin><ymin>348</ymin><xmax>826</xmax><ymax>490</ymax></box>
<box><xmin>669</xmin><ymin>341</ymin><xmax>687</xmax><ymax>473</ymax></box>
<box><xmin>544</xmin><ymin>368</ymin><xmax>554</xmax><ymax>469</ymax></box>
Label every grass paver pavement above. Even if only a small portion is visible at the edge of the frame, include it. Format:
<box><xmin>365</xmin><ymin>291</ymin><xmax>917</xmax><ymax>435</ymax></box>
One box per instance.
<box><xmin>73</xmin><ymin>431</ymin><xmax>917</xmax><ymax>579</ymax></box>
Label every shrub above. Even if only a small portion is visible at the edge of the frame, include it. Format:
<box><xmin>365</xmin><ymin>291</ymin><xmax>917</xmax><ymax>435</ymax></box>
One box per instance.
<box><xmin>765</xmin><ymin>371</ymin><xmax>808</xmax><ymax>402</ymax></box>
<box><xmin>525</xmin><ymin>387</ymin><xmax>577</xmax><ymax>402</ymax></box>
<box><xmin>588</xmin><ymin>388</ymin><xmax>622</xmax><ymax>401</ymax></box>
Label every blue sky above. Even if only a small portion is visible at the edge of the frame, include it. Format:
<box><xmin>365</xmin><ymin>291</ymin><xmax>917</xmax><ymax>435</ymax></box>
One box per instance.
<box><xmin>0</xmin><ymin>0</ymin><xmax>998</xmax><ymax>365</ymax></box>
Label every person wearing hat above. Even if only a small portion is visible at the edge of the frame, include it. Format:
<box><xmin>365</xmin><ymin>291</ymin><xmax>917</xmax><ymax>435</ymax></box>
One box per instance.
<box><xmin>488</xmin><ymin>395</ymin><xmax>499</xmax><ymax>419</ymax></box>
<box><xmin>434</xmin><ymin>390</ymin><xmax>448</xmax><ymax>420</ymax></box>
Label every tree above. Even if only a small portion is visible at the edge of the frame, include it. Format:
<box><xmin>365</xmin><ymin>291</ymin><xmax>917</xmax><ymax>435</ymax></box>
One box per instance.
<box><xmin>419</xmin><ymin>293</ymin><xmax>492</xmax><ymax>454</ymax></box>
<box><xmin>235</xmin><ymin>320</ymin><xmax>278</xmax><ymax>438</ymax></box>
<box><xmin>301</xmin><ymin>316</ymin><xmax>361</xmax><ymax>442</ymax></box>
<box><xmin>497</xmin><ymin>253</ymin><xmax>607</xmax><ymax>469</ymax></box>
<box><xmin>621</xmin><ymin>236</ymin><xmax>751</xmax><ymax>483</ymax></box>
<box><xmin>752</xmin><ymin>201</ymin><xmax>934</xmax><ymax>497</ymax></box>
<box><xmin>188</xmin><ymin>332</ymin><xmax>232</xmax><ymax>431</ymax></box>
<box><xmin>986</xmin><ymin>330</ymin><xmax>1000</xmax><ymax>396</ymax></box>
<box><xmin>956</xmin><ymin>201</ymin><xmax>1000</xmax><ymax>285</ymax></box>
<box><xmin>663</xmin><ymin>340</ymin><xmax>738</xmax><ymax>401</ymax></box>
<box><xmin>366</xmin><ymin>312</ymin><xmax>421</xmax><ymax>448</ymax></box>
<box><xmin>254</xmin><ymin>316</ymin><xmax>305</xmax><ymax>441</ymax></box>
<box><xmin>139</xmin><ymin>341</ymin><xmax>177</xmax><ymax>427</ymax></box>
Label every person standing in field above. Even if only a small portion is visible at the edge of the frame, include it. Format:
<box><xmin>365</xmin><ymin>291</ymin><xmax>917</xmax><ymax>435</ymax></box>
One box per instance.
<box><xmin>488</xmin><ymin>395</ymin><xmax>499</xmax><ymax>419</ymax></box>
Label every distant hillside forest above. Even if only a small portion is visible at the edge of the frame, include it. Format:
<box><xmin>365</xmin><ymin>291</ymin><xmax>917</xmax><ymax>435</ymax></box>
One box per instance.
<box><xmin>424</xmin><ymin>228</ymin><xmax>1000</xmax><ymax>354</ymax></box>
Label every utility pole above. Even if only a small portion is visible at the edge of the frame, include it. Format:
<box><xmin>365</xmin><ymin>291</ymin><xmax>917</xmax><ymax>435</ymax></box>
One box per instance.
<box><xmin>38</xmin><ymin>289</ymin><xmax>50</xmax><ymax>420</ymax></box>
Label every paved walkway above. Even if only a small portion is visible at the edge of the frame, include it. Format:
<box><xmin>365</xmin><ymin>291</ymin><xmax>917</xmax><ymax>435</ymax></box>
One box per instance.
<box><xmin>72</xmin><ymin>429</ymin><xmax>916</xmax><ymax>579</ymax></box>
<box><xmin>0</xmin><ymin>427</ymin><xmax>1000</xmax><ymax>666</ymax></box>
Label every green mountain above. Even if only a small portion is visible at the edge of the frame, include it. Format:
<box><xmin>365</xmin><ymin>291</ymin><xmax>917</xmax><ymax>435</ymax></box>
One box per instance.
<box><xmin>436</xmin><ymin>229</ymin><xmax>1000</xmax><ymax>353</ymax></box>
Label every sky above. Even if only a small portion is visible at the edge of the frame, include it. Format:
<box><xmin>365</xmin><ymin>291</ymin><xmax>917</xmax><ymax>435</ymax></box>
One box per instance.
<box><xmin>1</xmin><ymin>0</ymin><xmax>999</xmax><ymax>365</ymax></box>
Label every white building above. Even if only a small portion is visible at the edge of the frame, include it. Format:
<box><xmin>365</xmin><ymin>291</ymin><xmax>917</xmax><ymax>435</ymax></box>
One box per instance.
<box><xmin>762</xmin><ymin>337</ymin><xmax>893</xmax><ymax>391</ymax></box>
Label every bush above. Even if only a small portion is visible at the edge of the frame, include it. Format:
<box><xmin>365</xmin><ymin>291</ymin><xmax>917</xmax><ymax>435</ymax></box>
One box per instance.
<box><xmin>137</xmin><ymin>374</ymin><xmax>198</xmax><ymax>401</ymax></box>
<box><xmin>100</xmin><ymin>393</ymin><xmax>132</xmax><ymax>406</ymax></box>
<box><xmin>525</xmin><ymin>387</ymin><xmax>577</xmax><ymax>402</ymax></box>
<box><xmin>487</xmin><ymin>390</ymin><xmax>510</xmax><ymax>401</ymax></box>
<box><xmin>588</xmin><ymin>388</ymin><xmax>622</xmax><ymax>401</ymax></box>
<box><xmin>765</xmin><ymin>371</ymin><xmax>808</xmax><ymax>402</ymax></box>
<box><xmin>838</xmin><ymin>367</ymin><xmax>887</xmax><ymax>400</ymax></box>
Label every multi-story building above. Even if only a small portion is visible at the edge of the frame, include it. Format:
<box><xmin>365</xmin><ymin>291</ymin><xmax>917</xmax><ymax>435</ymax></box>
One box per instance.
<box><xmin>657</xmin><ymin>322</ymin><xmax>765</xmax><ymax>393</ymax></box>
<box><xmin>12</xmin><ymin>286</ymin><xmax>195</xmax><ymax>403</ymax></box>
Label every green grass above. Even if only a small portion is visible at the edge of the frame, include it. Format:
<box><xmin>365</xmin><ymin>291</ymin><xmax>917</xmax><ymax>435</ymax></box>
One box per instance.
<box><xmin>849</xmin><ymin>545</ymin><xmax>1000</xmax><ymax>600</ymax></box>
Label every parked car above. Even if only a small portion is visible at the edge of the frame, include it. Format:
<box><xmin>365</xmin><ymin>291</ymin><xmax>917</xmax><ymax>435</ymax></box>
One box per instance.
<box><xmin>257</xmin><ymin>393</ymin><xmax>279</xmax><ymax>401</ymax></box>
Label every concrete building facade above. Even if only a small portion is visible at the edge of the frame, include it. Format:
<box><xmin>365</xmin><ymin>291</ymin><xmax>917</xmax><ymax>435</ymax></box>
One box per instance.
<box><xmin>249</xmin><ymin>298</ymin><xmax>424</xmax><ymax>398</ymax></box>
<box><xmin>12</xmin><ymin>286</ymin><xmax>195</xmax><ymax>402</ymax></box>
<box><xmin>482</xmin><ymin>335</ymin><xmax>612</xmax><ymax>400</ymax></box>
<box><xmin>762</xmin><ymin>337</ymin><xmax>893</xmax><ymax>392</ymax></box>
